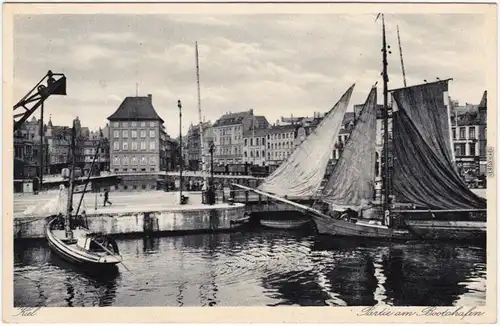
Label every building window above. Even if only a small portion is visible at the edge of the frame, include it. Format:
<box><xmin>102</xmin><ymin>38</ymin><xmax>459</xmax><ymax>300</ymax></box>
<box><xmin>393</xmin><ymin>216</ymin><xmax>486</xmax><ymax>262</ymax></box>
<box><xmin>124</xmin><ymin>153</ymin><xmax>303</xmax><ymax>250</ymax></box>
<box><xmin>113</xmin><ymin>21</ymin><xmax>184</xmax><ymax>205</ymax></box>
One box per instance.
<box><xmin>141</xmin><ymin>130</ymin><xmax>146</xmax><ymax>138</ymax></box>
<box><xmin>140</xmin><ymin>157</ymin><xmax>147</xmax><ymax>165</ymax></box>
<box><xmin>250</xmin><ymin>151</ymin><xmax>253</xmax><ymax>157</ymax></box>
<box><xmin>469</xmin><ymin>127</ymin><xmax>476</xmax><ymax>139</ymax></box>
<box><xmin>452</xmin><ymin>128</ymin><xmax>456</xmax><ymax>139</ymax></box>
<box><xmin>132</xmin><ymin>142</ymin><xmax>138</xmax><ymax>150</ymax></box>
<box><xmin>123</xmin><ymin>142</ymin><xmax>129</xmax><ymax>150</ymax></box>
<box><xmin>113</xmin><ymin>122</ymin><xmax>119</xmax><ymax>128</ymax></box>
<box><xmin>256</xmin><ymin>151</ymin><xmax>259</xmax><ymax>157</ymax></box>
<box><xmin>122</xmin><ymin>130</ymin><xmax>128</xmax><ymax>138</ymax></box>
<box><xmin>244</xmin><ymin>139</ymin><xmax>247</xmax><ymax>146</ymax></box>
<box><xmin>244</xmin><ymin>151</ymin><xmax>247</xmax><ymax>157</ymax></box>
<box><xmin>459</xmin><ymin>127</ymin><xmax>466</xmax><ymax>139</ymax></box>
<box><xmin>150</xmin><ymin>121</ymin><xmax>156</xmax><ymax>127</ymax></box>
<box><xmin>113</xmin><ymin>142</ymin><xmax>119</xmax><ymax>150</ymax></box>
<box><xmin>268</xmin><ymin>152</ymin><xmax>271</xmax><ymax>159</ymax></box>
<box><xmin>141</xmin><ymin>122</ymin><xmax>146</xmax><ymax>127</ymax></box>
<box><xmin>131</xmin><ymin>157</ymin><xmax>137</xmax><ymax>165</ymax></box>
<box><xmin>131</xmin><ymin>130</ymin><xmax>137</xmax><ymax>138</ymax></box>
<box><xmin>141</xmin><ymin>141</ymin><xmax>146</xmax><ymax>150</ymax></box>
<box><xmin>262</xmin><ymin>137</ymin><xmax>266</xmax><ymax>145</ymax></box>
<box><xmin>113</xmin><ymin>156</ymin><xmax>120</xmax><ymax>165</ymax></box>
<box><xmin>150</xmin><ymin>130</ymin><xmax>155</xmax><ymax>138</ymax></box>
<box><xmin>113</xmin><ymin>130</ymin><xmax>119</xmax><ymax>138</ymax></box>
<box><xmin>469</xmin><ymin>143</ymin><xmax>476</xmax><ymax>156</ymax></box>
<box><xmin>455</xmin><ymin>143</ymin><xmax>466</xmax><ymax>156</ymax></box>
<box><xmin>149</xmin><ymin>157</ymin><xmax>156</xmax><ymax>165</ymax></box>
<box><xmin>256</xmin><ymin>138</ymin><xmax>260</xmax><ymax>146</ymax></box>
<box><xmin>150</xmin><ymin>142</ymin><xmax>155</xmax><ymax>150</ymax></box>
<box><xmin>250</xmin><ymin>138</ymin><xmax>253</xmax><ymax>146</ymax></box>
<box><xmin>122</xmin><ymin>157</ymin><xmax>129</xmax><ymax>165</ymax></box>
<box><xmin>131</xmin><ymin>121</ymin><xmax>137</xmax><ymax>127</ymax></box>
<box><xmin>262</xmin><ymin>150</ymin><xmax>265</xmax><ymax>157</ymax></box>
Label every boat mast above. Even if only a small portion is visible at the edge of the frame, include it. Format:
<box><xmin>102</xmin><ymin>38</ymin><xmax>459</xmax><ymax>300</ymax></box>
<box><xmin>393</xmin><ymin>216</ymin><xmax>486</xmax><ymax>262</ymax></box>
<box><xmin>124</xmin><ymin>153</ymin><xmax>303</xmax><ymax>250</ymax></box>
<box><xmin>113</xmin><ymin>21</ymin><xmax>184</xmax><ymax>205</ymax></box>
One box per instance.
<box><xmin>65</xmin><ymin>121</ymin><xmax>76</xmax><ymax>240</ymax></box>
<box><xmin>396</xmin><ymin>25</ymin><xmax>407</xmax><ymax>87</ymax></box>
<box><xmin>381</xmin><ymin>14</ymin><xmax>391</xmax><ymax>216</ymax></box>
<box><xmin>195</xmin><ymin>42</ymin><xmax>207</xmax><ymax>186</ymax></box>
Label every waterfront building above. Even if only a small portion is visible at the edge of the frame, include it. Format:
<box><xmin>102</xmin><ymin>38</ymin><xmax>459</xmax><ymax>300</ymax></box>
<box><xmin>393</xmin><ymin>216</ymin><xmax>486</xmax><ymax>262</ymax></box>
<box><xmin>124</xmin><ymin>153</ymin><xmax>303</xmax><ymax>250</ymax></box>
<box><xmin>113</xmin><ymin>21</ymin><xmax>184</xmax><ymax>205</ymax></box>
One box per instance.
<box><xmin>266</xmin><ymin>123</ymin><xmax>297</xmax><ymax>166</ymax></box>
<box><xmin>451</xmin><ymin>91</ymin><xmax>487</xmax><ymax>185</ymax></box>
<box><xmin>212</xmin><ymin>109</ymin><xmax>268</xmax><ymax>165</ymax></box>
<box><xmin>82</xmin><ymin>129</ymin><xmax>110</xmax><ymax>173</ymax></box>
<box><xmin>107</xmin><ymin>94</ymin><xmax>168</xmax><ymax>190</ymax></box>
<box><xmin>243</xmin><ymin>128</ymin><xmax>269</xmax><ymax>166</ymax></box>
<box><xmin>186</xmin><ymin>121</ymin><xmax>212</xmax><ymax>171</ymax></box>
<box><xmin>107</xmin><ymin>94</ymin><xmax>165</xmax><ymax>174</ymax></box>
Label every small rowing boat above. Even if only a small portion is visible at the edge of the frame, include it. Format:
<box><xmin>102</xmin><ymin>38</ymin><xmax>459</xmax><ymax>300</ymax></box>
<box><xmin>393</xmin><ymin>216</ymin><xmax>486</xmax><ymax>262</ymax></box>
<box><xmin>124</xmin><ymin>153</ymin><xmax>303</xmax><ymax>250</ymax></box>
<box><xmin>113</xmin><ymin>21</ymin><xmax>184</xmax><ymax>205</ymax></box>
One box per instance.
<box><xmin>260</xmin><ymin>218</ymin><xmax>310</xmax><ymax>230</ymax></box>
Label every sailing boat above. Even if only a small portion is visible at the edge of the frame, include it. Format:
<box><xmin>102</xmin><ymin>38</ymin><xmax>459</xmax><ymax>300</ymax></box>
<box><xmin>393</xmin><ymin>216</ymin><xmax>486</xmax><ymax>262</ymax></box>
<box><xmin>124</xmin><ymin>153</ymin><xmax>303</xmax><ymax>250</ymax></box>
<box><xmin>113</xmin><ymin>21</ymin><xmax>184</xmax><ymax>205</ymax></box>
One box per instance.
<box><xmin>313</xmin><ymin>85</ymin><xmax>413</xmax><ymax>240</ymax></box>
<box><xmin>234</xmin><ymin>14</ymin><xmax>486</xmax><ymax>242</ymax></box>
<box><xmin>46</xmin><ymin>121</ymin><xmax>123</xmax><ymax>268</ymax></box>
<box><xmin>313</xmin><ymin>15</ymin><xmax>485</xmax><ymax>242</ymax></box>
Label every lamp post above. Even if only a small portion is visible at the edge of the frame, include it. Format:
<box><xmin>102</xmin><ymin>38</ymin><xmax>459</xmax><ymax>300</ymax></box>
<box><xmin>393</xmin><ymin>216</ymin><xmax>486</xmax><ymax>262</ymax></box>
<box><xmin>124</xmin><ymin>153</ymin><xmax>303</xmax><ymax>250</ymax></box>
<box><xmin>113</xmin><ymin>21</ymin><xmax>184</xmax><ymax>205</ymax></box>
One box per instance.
<box><xmin>209</xmin><ymin>143</ymin><xmax>215</xmax><ymax>184</ymax></box>
<box><xmin>208</xmin><ymin>142</ymin><xmax>215</xmax><ymax>205</ymax></box>
<box><xmin>178</xmin><ymin>100</ymin><xmax>184</xmax><ymax>205</ymax></box>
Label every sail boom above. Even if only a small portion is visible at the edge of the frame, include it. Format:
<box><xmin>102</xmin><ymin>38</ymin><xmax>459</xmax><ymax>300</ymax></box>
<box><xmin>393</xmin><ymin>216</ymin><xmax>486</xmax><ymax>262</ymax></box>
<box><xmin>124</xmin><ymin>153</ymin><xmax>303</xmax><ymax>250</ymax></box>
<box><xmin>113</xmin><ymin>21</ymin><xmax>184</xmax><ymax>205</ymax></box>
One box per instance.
<box><xmin>388</xmin><ymin>78</ymin><xmax>453</xmax><ymax>93</ymax></box>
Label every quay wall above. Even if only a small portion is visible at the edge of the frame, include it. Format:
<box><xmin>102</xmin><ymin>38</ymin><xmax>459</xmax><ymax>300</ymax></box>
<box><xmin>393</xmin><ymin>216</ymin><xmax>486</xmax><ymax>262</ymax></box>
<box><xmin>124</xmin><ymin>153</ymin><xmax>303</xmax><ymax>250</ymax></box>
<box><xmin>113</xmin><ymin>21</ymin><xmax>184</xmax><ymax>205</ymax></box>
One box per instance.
<box><xmin>15</xmin><ymin>204</ymin><xmax>246</xmax><ymax>240</ymax></box>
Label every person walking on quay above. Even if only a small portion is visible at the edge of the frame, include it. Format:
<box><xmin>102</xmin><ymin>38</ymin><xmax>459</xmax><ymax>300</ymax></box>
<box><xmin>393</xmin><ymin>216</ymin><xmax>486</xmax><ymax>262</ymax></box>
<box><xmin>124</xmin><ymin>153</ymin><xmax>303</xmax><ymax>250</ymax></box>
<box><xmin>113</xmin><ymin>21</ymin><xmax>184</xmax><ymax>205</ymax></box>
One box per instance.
<box><xmin>103</xmin><ymin>189</ymin><xmax>112</xmax><ymax>207</ymax></box>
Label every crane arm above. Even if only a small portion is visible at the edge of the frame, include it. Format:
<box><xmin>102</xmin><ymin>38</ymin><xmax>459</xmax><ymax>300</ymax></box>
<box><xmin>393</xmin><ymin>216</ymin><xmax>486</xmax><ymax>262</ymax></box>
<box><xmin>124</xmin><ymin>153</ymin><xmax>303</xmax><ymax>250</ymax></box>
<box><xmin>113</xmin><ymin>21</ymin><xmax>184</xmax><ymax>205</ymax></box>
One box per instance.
<box><xmin>13</xmin><ymin>70</ymin><xmax>66</xmax><ymax>131</ymax></box>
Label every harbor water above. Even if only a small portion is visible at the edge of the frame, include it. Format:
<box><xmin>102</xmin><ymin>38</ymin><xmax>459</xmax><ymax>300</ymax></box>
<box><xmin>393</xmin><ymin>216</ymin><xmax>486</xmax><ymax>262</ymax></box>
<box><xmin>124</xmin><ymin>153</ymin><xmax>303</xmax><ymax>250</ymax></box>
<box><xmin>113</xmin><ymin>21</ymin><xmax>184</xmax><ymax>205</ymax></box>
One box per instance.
<box><xmin>14</xmin><ymin>227</ymin><xmax>486</xmax><ymax>307</ymax></box>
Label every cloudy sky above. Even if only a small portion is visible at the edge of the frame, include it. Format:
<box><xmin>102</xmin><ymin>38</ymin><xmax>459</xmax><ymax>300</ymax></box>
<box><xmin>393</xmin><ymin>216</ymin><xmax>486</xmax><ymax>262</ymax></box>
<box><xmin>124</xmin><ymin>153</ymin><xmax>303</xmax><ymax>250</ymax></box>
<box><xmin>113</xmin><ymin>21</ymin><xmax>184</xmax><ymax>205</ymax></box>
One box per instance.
<box><xmin>14</xmin><ymin>13</ymin><xmax>488</xmax><ymax>136</ymax></box>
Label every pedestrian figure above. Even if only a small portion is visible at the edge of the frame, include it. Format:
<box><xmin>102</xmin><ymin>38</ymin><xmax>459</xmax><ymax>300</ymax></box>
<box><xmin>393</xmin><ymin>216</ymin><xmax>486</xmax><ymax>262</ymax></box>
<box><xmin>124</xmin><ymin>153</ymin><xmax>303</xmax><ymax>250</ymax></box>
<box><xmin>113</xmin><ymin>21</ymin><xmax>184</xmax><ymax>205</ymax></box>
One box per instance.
<box><xmin>103</xmin><ymin>189</ymin><xmax>112</xmax><ymax>206</ymax></box>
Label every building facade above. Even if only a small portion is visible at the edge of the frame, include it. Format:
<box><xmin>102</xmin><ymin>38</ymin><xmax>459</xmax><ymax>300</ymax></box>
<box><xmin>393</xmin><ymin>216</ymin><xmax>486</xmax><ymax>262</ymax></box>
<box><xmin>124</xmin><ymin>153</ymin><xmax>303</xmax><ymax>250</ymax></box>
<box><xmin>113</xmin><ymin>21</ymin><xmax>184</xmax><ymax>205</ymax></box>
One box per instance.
<box><xmin>451</xmin><ymin>93</ymin><xmax>487</xmax><ymax>184</ymax></box>
<box><xmin>243</xmin><ymin>128</ymin><xmax>269</xmax><ymax>166</ymax></box>
<box><xmin>212</xmin><ymin>109</ymin><xmax>268</xmax><ymax>165</ymax></box>
<box><xmin>82</xmin><ymin>129</ymin><xmax>110</xmax><ymax>173</ymax></box>
<box><xmin>107</xmin><ymin>94</ymin><xmax>165</xmax><ymax>174</ymax></box>
<box><xmin>266</xmin><ymin>124</ymin><xmax>297</xmax><ymax>166</ymax></box>
<box><xmin>186</xmin><ymin>121</ymin><xmax>212</xmax><ymax>171</ymax></box>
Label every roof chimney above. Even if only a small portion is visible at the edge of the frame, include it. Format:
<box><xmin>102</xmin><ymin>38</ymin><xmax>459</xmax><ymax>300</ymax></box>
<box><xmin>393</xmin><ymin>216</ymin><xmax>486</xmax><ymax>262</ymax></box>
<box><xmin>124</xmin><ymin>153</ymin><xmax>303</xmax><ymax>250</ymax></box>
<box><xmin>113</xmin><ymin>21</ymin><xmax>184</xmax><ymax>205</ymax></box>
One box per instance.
<box><xmin>250</xmin><ymin>109</ymin><xmax>254</xmax><ymax>115</ymax></box>
<box><xmin>148</xmin><ymin>94</ymin><xmax>152</xmax><ymax>104</ymax></box>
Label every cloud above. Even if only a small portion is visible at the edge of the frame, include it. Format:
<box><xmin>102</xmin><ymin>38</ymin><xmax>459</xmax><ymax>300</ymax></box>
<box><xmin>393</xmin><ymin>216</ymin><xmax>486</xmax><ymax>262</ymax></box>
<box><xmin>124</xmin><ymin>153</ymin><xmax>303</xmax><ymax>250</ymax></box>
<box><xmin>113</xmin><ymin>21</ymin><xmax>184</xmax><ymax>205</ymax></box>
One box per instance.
<box><xmin>12</xmin><ymin>13</ymin><xmax>489</xmax><ymax>137</ymax></box>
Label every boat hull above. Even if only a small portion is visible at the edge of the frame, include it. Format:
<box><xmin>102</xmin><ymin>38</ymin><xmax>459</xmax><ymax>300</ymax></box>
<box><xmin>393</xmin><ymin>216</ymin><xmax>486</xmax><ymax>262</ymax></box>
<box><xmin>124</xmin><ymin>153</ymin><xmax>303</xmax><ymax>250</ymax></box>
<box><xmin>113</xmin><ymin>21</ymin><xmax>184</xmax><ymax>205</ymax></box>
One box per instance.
<box><xmin>404</xmin><ymin>220</ymin><xmax>486</xmax><ymax>244</ymax></box>
<box><xmin>313</xmin><ymin>215</ymin><xmax>414</xmax><ymax>241</ymax></box>
<box><xmin>46</xmin><ymin>219</ymin><xmax>121</xmax><ymax>268</ymax></box>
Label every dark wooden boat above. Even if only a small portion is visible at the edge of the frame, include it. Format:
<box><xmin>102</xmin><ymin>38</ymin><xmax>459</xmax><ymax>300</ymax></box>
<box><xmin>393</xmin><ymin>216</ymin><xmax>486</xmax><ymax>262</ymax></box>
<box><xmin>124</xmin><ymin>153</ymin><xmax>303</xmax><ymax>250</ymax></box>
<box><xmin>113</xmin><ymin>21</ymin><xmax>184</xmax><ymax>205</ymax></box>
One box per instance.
<box><xmin>403</xmin><ymin>219</ymin><xmax>486</xmax><ymax>243</ymax></box>
<box><xmin>46</xmin><ymin>217</ymin><xmax>122</xmax><ymax>267</ymax></box>
<box><xmin>313</xmin><ymin>214</ymin><xmax>413</xmax><ymax>240</ymax></box>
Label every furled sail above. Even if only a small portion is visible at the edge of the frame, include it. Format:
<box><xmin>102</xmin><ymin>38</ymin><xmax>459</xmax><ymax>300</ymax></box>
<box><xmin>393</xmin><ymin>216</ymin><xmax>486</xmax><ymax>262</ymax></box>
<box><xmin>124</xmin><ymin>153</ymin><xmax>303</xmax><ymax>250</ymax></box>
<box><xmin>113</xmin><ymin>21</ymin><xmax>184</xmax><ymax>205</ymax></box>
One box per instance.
<box><xmin>320</xmin><ymin>86</ymin><xmax>378</xmax><ymax>211</ymax></box>
<box><xmin>258</xmin><ymin>84</ymin><xmax>355</xmax><ymax>197</ymax></box>
<box><xmin>391</xmin><ymin>81</ymin><xmax>486</xmax><ymax>209</ymax></box>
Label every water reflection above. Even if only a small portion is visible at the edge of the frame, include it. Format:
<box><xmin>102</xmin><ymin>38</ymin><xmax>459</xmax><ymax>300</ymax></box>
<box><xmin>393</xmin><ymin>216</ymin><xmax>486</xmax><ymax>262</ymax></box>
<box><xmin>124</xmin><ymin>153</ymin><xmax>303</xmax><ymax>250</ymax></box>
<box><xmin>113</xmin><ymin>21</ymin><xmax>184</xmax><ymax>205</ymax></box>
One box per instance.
<box><xmin>14</xmin><ymin>230</ymin><xmax>486</xmax><ymax>307</ymax></box>
<box><xmin>14</xmin><ymin>241</ymin><xmax>119</xmax><ymax>307</ymax></box>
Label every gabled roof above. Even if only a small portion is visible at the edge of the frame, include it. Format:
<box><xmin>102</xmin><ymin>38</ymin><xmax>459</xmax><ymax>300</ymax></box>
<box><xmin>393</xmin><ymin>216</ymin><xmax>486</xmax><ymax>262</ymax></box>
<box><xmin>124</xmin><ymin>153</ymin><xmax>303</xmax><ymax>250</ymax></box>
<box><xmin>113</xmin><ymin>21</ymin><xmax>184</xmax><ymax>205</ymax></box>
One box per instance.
<box><xmin>478</xmin><ymin>90</ymin><xmax>487</xmax><ymax>110</ymax></box>
<box><xmin>107</xmin><ymin>96</ymin><xmax>164</xmax><ymax>122</ymax></box>
<box><xmin>213</xmin><ymin>110</ymin><xmax>252</xmax><ymax>127</ymax></box>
